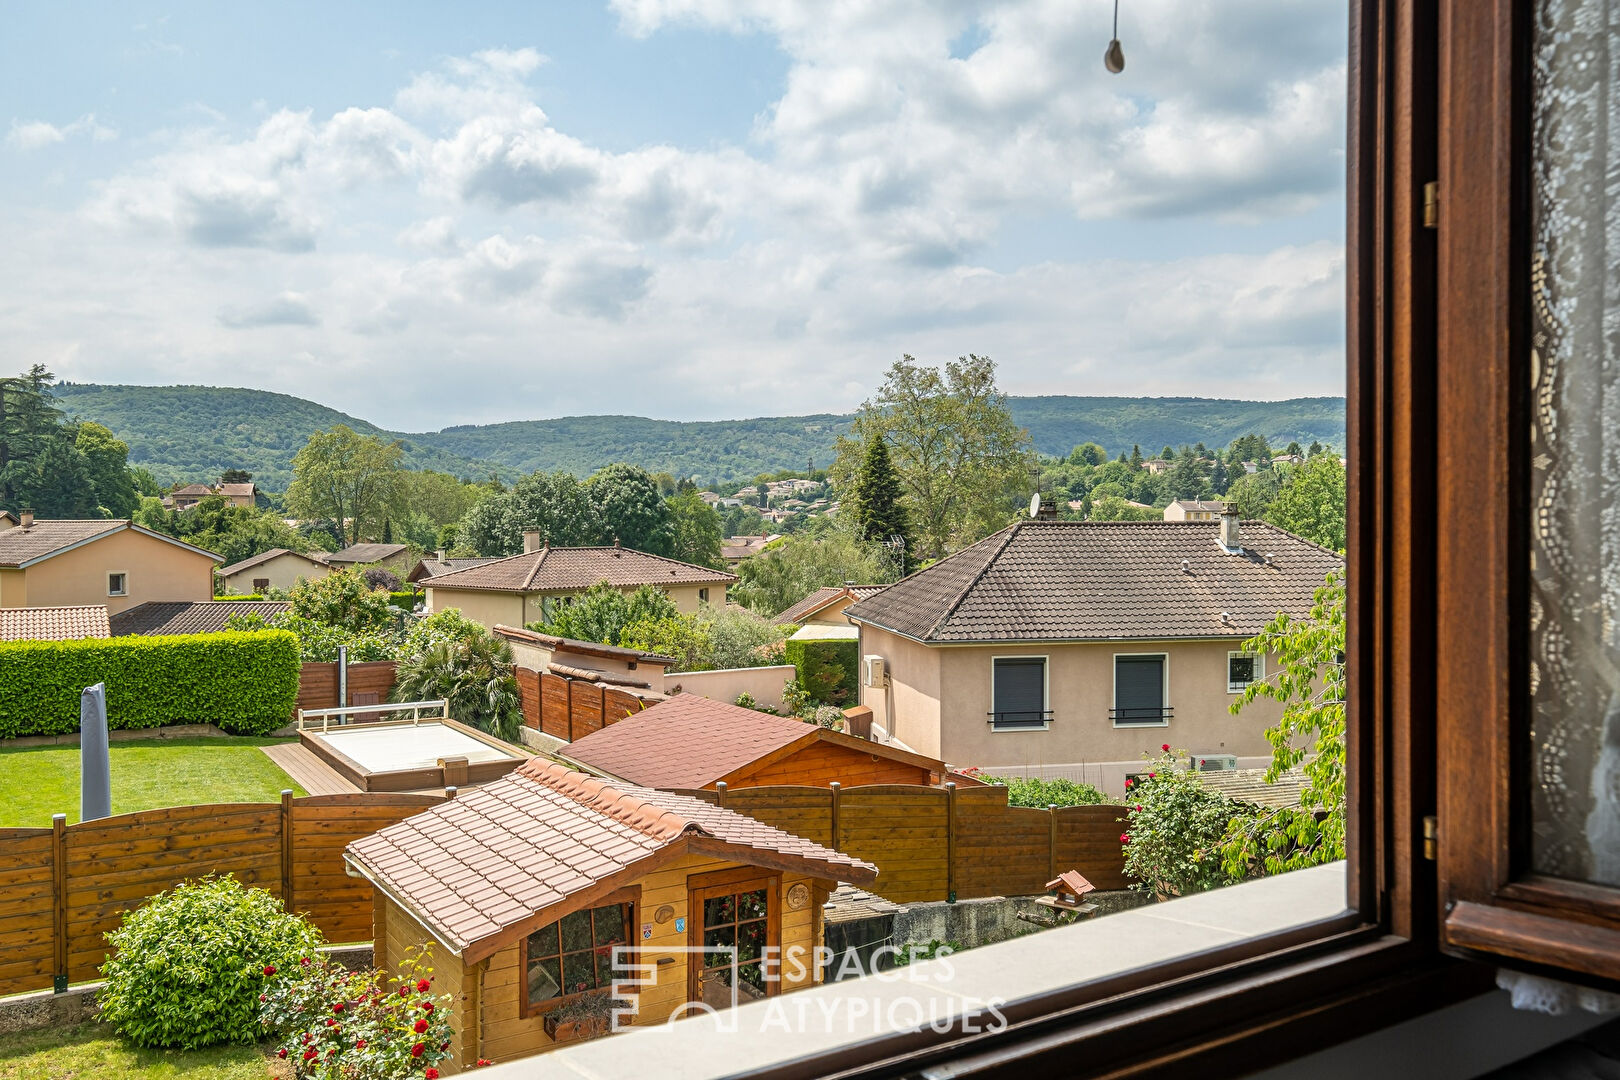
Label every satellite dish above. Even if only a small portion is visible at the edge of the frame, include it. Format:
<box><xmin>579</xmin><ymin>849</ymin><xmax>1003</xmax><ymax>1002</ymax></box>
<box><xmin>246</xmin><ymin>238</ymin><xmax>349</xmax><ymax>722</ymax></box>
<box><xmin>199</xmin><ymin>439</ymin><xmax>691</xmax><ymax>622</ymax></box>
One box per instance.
<box><xmin>1029</xmin><ymin>492</ymin><xmax>1042</xmax><ymax>518</ymax></box>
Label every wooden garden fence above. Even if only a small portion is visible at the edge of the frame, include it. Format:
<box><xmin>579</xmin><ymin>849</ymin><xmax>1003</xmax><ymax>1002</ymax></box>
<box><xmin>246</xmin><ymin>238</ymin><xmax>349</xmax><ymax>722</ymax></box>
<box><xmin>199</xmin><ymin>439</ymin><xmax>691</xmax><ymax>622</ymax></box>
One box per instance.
<box><xmin>0</xmin><ymin>792</ymin><xmax>440</xmax><ymax>999</ymax></box>
<box><xmin>680</xmin><ymin>782</ymin><xmax>1130</xmax><ymax>904</ymax></box>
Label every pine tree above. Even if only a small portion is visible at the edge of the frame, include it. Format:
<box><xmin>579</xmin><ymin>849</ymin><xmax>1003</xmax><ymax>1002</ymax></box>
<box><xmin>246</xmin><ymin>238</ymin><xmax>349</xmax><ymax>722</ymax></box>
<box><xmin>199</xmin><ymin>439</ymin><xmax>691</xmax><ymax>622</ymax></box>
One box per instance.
<box><xmin>1210</xmin><ymin>456</ymin><xmax>1230</xmax><ymax>496</ymax></box>
<box><xmin>848</xmin><ymin>434</ymin><xmax>913</xmax><ymax>572</ymax></box>
<box><xmin>1130</xmin><ymin>445</ymin><xmax>1143</xmax><ymax>469</ymax></box>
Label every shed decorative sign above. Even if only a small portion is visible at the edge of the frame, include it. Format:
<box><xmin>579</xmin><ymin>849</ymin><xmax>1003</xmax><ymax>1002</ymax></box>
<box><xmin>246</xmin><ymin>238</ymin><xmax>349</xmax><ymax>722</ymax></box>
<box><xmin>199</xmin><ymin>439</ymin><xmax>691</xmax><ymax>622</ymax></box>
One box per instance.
<box><xmin>786</xmin><ymin>883</ymin><xmax>810</xmax><ymax>911</ymax></box>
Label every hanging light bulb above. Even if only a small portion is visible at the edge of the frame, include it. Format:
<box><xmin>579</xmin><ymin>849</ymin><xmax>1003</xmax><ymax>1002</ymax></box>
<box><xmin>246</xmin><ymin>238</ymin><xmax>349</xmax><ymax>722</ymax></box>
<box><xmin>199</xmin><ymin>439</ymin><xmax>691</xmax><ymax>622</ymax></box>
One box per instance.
<box><xmin>1104</xmin><ymin>0</ymin><xmax>1125</xmax><ymax>73</ymax></box>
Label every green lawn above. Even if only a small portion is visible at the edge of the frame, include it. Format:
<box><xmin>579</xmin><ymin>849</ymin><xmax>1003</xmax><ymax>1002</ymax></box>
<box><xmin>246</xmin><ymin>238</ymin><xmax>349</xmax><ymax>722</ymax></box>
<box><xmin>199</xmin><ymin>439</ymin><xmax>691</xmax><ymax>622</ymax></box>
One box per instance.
<box><xmin>0</xmin><ymin>738</ymin><xmax>307</xmax><ymax>828</ymax></box>
<box><xmin>0</xmin><ymin>1022</ymin><xmax>290</xmax><ymax>1080</ymax></box>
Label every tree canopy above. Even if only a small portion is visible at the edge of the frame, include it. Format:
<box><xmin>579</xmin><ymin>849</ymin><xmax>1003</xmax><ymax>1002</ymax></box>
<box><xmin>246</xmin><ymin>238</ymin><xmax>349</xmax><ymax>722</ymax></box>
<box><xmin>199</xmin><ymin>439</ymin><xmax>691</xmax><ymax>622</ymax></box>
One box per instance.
<box><xmin>585</xmin><ymin>463</ymin><xmax>675</xmax><ymax>556</ymax></box>
<box><xmin>284</xmin><ymin>426</ymin><xmax>406</xmax><ymax>546</ymax></box>
<box><xmin>0</xmin><ymin>367</ymin><xmax>145</xmax><ymax>518</ymax></box>
<box><xmin>844</xmin><ymin>434</ymin><xmax>913</xmax><ymax>572</ymax></box>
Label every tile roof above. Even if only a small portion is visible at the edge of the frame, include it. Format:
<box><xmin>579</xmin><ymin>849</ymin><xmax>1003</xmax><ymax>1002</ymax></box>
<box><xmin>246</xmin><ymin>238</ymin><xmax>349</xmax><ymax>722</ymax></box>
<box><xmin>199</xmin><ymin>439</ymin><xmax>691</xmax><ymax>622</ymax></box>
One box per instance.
<box><xmin>1196</xmin><ymin>767</ymin><xmax>1308</xmax><ymax>809</ymax></box>
<box><xmin>405</xmin><ymin>557</ymin><xmax>501</xmax><ymax>583</ymax></box>
<box><xmin>324</xmin><ymin>543</ymin><xmax>409</xmax><ymax>564</ymax></box>
<box><xmin>561</xmin><ymin>694</ymin><xmax>945</xmax><ymax>790</ymax></box>
<box><xmin>773</xmin><ymin>584</ymin><xmax>888</xmax><ymax>625</ymax></box>
<box><xmin>845</xmin><ymin>519</ymin><xmax>1343</xmax><ymax>643</ymax></box>
<box><xmin>109</xmin><ymin>600</ymin><xmax>294</xmax><ymax>636</ymax></box>
<box><xmin>216</xmin><ymin>547</ymin><xmax>328</xmax><ymax>576</ymax></box>
<box><xmin>217</xmin><ymin>483</ymin><xmax>256</xmax><ymax>499</ymax></box>
<box><xmin>0</xmin><ymin>520</ymin><xmax>219</xmax><ymax>568</ymax></box>
<box><xmin>425</xmin><ymin>544</ymin><xmax>736</xmax><ymax>593</ymax></box>
<box><xmin>345</xmin><ymin>759</ymin><xmax>876</xmax><ymax>959</ymax></box>
<box><xmin>492</xmin><ymin>624</ymin><xmax>675</xmax><ymax>666</ymax></box>
<box><xmin>170</xmin><ymin>484</ymin><xmax>214</xmax><ymax>496</ymax></box>
<box><xmin>0</xmin><ymin>606</ymin><xmax>111</xmax><ymax>642</ymax></box>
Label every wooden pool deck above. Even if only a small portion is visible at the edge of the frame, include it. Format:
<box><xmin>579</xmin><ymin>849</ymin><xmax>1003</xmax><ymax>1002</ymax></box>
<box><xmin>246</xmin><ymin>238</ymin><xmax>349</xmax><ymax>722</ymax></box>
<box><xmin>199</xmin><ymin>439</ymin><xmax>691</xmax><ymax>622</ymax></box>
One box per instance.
<box><xmin>262</xmin><ymin>742</ymin><xmax>361</xmax><ymax>796</ymax></box>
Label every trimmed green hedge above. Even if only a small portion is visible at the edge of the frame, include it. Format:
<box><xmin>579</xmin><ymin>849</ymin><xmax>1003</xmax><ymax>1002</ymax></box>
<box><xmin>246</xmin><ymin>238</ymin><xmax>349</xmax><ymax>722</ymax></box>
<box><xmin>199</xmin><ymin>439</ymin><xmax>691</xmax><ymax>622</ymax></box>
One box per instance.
<box><xmin>784</xmin><ymin>637</ymin><xmax>858</xmax><ymax>707</ymax></box>
<box><xmin>388</xmin><ymin>590</ymin><xmax>423</xmax><ymax>611</ymax></box>
<box><xmin>0</xmin><ymin>630</ymin><xmax>301</xmax><ymax>739</ymax></box>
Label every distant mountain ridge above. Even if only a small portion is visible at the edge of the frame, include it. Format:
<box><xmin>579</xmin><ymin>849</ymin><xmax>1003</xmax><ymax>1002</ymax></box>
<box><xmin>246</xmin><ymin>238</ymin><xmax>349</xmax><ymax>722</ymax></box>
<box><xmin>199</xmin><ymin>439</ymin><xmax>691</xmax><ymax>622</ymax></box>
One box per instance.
<box><xmin>51</xmin><ymin>383</ymin><xmax>1347</xmax><ymax>491</ymax></box>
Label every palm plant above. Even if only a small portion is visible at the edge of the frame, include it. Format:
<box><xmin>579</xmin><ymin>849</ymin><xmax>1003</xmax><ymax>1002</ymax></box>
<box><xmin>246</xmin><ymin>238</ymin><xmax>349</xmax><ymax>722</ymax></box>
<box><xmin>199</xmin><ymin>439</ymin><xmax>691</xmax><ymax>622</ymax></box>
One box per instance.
<box><xmin>392</xmin><ymin>629</ymin><xmax>523</xmax><ymax>742</ymax></box>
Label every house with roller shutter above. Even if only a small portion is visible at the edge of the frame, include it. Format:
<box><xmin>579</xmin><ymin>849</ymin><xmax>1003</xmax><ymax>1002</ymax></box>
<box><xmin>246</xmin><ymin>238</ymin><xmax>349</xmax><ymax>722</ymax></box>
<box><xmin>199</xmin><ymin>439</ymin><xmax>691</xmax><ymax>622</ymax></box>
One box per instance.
<box><xmin>843</xmin><ymin>511</ymin><xmax>1343</xmax><ymax>796</ymax></box>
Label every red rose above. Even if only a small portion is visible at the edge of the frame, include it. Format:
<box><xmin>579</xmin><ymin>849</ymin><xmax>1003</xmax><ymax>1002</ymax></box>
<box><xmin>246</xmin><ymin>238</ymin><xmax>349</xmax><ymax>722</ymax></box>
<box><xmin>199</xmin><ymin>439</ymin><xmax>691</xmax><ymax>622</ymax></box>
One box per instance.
<box><xmin>356</xmin><ymin>1039</ymin><xmax>367</xmax><ymax>1050</ymax></box>
<box><xmin>1200</xmin><ymin>759</ymin><xmax>1207</xmax><ymax>766</ymax></box>
<box><xmin>421</xmin><ymin>1001</ymin><xmax>435</xmax><ymax>1013</ymax></box>
<box><xmin>303</xmin><ymin>1050</ymin><xmax>317</xmax><ymax>1061</ymax></box>
<box><xmin>1148</xmin><ymin>771</ymin><xmax>1157</xmax><ymax>778</ymax></box>
<box><xmin>1161</xmin><ymin>743</ymin><xmax>1170</xmax><ymax>752</ymax></box>
<box><xmin>411</xmin><ymin>1043</ymin><xmax>426</xmax><ymax>1058</ymax></box>
<box><xmin>1123</xmin><ymin>778</ymin><xmax>1133</xmax><ymax>787</ymax></box>
<box><xmin>263</xmin><ymin>964</ymin><xmax>277</xmax><ymax>976</ymax></box>
<box><xmin>259</xmin><ymin>994</ymin><xmax>266</xmax><ymax>1002</ymax></box>
<box><xmin>477</xmin><ymin>1060</ymin><xmax>493</xmax><ymax>1068</ymax></box>
<box><xmin>414</xmin><ymin>1018</ymin><xmax>429</xmax><ymax>1034</ymax></box>
<box><xmin>277</xmin><ymin>1049</ymin><xmax>288</xmax><ymax>1059</ymax></box>
<box><xmin>1119</xmin><ymin>833</ymin><xmax>1129</xmax><ymax>843</ymax></box>
<box><xmin>417</xmin><ymin>978</ymin><xmax>431</xmax><ymax>992</ymax></box>
<box><xmin>1134</xmin><ymin>804</ymin><xmax>1142</xmax><ymax>811</ymax></box>
<box><xmin>333</xmin><ymin>1002</ymin><xmax>345</xmax><ymax>1012</ymax></box>
<box><xmin>426</xmin><ymin>1071</ymin><xmax>441</xmax><ymax>1080</ymax></box>
<box><xmin>440</xmin><ymin>1041</ymin><xmax>450</xmax><ymax>1051</ymax></box>
<box><xmin>300</xmin><ymin>958</ymin><xmax>311</xmax><ymax>966</ymax></box>
<box><xmin>399</xmin><ymin>985</ymin><xmax>411</xmax><ymax>998</ymax></box>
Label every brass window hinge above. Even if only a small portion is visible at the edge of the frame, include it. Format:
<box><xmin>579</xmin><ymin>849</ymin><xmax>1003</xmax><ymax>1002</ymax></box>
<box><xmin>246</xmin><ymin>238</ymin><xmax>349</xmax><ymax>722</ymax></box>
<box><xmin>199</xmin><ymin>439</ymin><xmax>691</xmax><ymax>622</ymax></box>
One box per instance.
<box><xmin>1422</xmin><ymin>815</ymin><xmax>1438</xmax><ymax>861</ymax></box>
<box><xmin>1422</xmin><ymin>181</ymin><xmax>1439</xmax><ymax>229</ymax></box>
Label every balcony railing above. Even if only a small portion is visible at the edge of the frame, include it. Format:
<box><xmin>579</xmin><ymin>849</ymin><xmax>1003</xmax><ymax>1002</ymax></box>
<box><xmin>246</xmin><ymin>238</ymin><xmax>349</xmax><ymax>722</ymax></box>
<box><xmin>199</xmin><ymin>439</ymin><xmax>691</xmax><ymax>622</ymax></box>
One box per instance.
<box><xmin>986</xmin><ymin>710</ymin><xmax>1054</xmax><ymax>729</ymax></box>
<box><xmin>1109</xmin><ymin>706</ymin><xmax>1174</xmax><ymax>725</ymax></box>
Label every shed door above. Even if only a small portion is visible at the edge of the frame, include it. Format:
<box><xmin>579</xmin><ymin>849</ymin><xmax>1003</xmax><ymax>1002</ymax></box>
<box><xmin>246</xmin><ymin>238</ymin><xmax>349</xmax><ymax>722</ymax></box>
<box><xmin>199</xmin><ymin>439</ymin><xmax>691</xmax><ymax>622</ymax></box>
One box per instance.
<box><xmin>688</xmin><ymin>870</ymin><xmax>779</xmax><ymax>1010</ymax></box>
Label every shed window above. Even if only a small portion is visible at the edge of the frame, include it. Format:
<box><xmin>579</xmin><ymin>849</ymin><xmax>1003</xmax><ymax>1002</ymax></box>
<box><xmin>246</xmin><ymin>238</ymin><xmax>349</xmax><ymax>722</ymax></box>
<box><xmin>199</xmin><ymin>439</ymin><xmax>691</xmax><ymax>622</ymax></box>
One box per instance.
<box><xmin>990</xmin><ymin>657</ymin><xmax>1048</xmax><ymax>729</ymax></box>
<box><xmin>1113</xmin><ymin>655</ymin><xmax>1168</xmax><ymax>725</ymax></box>
<box><xmin>525</xmin><ymin>900</ymin><xmax>633</xmax><ymax>1006</ymax></box>
<box><xmin>253</xmin><ymin>578</ymin><xmax>270</xmax><ymax>593</ymax></box>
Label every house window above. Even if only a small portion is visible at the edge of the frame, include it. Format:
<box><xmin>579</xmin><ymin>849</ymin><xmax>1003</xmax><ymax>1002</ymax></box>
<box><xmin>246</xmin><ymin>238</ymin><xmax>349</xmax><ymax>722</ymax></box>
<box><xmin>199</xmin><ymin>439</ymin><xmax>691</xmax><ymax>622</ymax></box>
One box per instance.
<box><xmin>253</xmin><ymin>578</ymin><xmax>270</xmax><ymax>593</ymax></box>
<box><xmin>107</xmin><ymin>573</ymin><xmax>127</xmax><ymax>597</ymax></box>
<box><xmin>1227</xmin><ymin>651</ymin><xmax>1263</xmax><ymax>693</ymax></box>
<box><xmin>989</xmin><ymin>657</ymin><xmax>1048</xmax><ymax>729</ymax></box>
<box><xmin>1112</xmin><ymin>654</ymin><xmax>1169</xmax><ymax>725</ymax></box>
<box><xmin>524</xmin><ymin>901</ymin><xmax>633</xmax><ymax>1007</ymax></box>
<box><xmin>698</xmin><ymin>587</ymin><xmax>709</xmax><ymax>603</ymax></box>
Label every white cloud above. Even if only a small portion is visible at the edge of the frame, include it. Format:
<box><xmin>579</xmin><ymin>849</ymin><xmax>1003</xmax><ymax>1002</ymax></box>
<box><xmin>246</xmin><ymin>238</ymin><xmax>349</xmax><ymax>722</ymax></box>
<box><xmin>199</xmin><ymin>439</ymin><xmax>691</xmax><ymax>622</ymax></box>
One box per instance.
<box><xmin>7</xmin><ymin>114</ymin><xmax>118</xmax><ymax>151</ymax></box>
<box><xmin>6</xmin><ymin>3</ymin><xmax>1349</xmax><ymax>428</ymax></box>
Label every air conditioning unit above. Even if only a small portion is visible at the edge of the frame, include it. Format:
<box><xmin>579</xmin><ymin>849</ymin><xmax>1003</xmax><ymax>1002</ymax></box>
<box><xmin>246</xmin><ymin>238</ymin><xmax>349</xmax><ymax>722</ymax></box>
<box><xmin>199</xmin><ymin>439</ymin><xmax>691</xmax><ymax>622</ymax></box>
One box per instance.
<box><xmin>1196</xmin><ymin>755</ymin><xmax>1239</xmax><ymax>772</ymax></box>
<box><xmin>861</xmin><ymin>655</ymin><xmax>888</xmax><ymax>688</ymax></box>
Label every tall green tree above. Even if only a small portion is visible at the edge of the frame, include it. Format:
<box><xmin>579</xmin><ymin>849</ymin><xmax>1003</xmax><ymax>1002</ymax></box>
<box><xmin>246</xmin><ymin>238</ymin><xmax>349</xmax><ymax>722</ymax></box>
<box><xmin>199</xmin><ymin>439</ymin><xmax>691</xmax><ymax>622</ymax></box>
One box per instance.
<box><xmin>731</xmin><ymin>527</ymin><xmax>902</xmax><ymax>615</ymax></box>
<box><xmin>1069</xmin><ymin>442</ymin><xmax>1108</xmax><ymax>466</ymax></box>
<box><xmin>74</xmin><ymin>422</ymin><xmax>140</xmax><ymax>518</ymax></box>
<box><xmin>135</xmin><ymin>496</ymin><xmax>310</xmax><ymax>567</ymax></box>
<box><xmin>285</xmin><ymin>426</ymin><xmax>406</xmax><ymax>545</ymax></box>
<box><xmin>0</xmin><ymin>365</ymin><xmax>124</xmax><ymax>517</ymax></box>
<box><xmin>1223</xmin><ymin>470</ymin><xmax>1281</xmax><ymax>519</ymax></box>
<box><xmin>586</xmin><ymin>463</ymin><xmax>676</xmax><ymax>556</ymax></box>
<box><xmin>665</xmin><ymin>488</ymin><xmax>724</xmax><ymax>569</ymax></box>
<box><xmin>458</xmin><ymin>469</ymin><xmax>601</xmax><ymax>556</ymax></box>
<box><xmin>1164</xmin><ymin>451</ymin><xmax>1211</xmax><ymax>501</ymax></box>
<box><xmin>831</xmin><ymin>355</ymin><xmax>1031</xmax><ymax>560</ymax></box>
<box><xmin>845</xmin><ymin>434</ymin><xmax>913</xmax><ymax>571</ymax></box>
<box><xmin>1265</xmin><ymin>455</ymin><xmax>1347</xmax><ymax>551</ymax></box>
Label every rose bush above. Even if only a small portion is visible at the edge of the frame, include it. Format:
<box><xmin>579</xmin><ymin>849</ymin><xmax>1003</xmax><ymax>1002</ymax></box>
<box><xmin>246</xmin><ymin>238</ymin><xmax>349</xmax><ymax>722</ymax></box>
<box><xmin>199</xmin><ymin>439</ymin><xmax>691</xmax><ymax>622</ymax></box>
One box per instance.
<box><xmin>1119</xmin><ymin>749</ymin><xmax>1254</xmax><ymax>898</ymax></box>
<box><xmin>98</xmin><ymin>875</ymin><xmax>325</xmax><ymax>1049</ymax></box>
<box><xmin>261</xmin><ymin>945</ymin><xmax>473</xmax><ymax>1079</ymax></box>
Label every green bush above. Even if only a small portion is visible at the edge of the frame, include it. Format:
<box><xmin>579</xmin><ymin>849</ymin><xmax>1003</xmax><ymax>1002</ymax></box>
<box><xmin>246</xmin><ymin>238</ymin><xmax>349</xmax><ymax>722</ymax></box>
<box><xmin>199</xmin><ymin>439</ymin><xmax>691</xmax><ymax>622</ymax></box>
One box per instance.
<box><xmin>99</xmin><ymin>875</ymin><xmax>325</xmax><ymax>1050</ymax></box>
<box><xmin>783</xmin><ymin>636</ymin><xmax>858</xmax><ymax>706</ymax></box>
<box><xmin>0</xmin><ymin>630</ymin><xmax>300</xmax><ymax>739</ymax></box>
<box><xmin>387</xmin><ymin>590</ymin><xmax>422</xmax><ymax>611</ymax></box>
<box><xmin>979</xmin><ymin>774</ymin><xmax>1108</xmax><ymax>808</ymax></box>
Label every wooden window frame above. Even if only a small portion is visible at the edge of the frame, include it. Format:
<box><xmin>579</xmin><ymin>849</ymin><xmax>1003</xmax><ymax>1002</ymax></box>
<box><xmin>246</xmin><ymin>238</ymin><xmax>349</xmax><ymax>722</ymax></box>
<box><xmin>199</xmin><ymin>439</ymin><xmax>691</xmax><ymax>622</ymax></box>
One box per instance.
<box><xmin>687</xmin><ymin>867</ymin><xmax>783</xmax><ymax>1004</ymax></box>
<box><xmin>1434</xmin><ymin>0</ymin><xmax>1620</xmax><ymax>986</ymax></box>
<box><xmin>518</xmin><ymin>886</ymin><xmax>641</xmax><ymax>1020</ymax></box>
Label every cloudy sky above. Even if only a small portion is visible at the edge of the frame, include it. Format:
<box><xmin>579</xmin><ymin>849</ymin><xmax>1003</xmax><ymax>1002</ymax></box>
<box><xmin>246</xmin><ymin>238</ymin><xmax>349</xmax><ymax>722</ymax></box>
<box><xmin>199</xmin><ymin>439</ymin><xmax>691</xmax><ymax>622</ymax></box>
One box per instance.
<box><xmin>0</xmin><ymin>1</ymin><xmax>1347</xmax><ymax>431</ymax></box>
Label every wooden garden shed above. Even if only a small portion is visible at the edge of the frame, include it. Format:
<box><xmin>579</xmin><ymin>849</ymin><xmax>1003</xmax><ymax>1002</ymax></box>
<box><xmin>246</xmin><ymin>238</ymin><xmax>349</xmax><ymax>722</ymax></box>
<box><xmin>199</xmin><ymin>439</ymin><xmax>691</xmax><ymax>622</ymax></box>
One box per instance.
<box><xmin>345</xmin><ymin>759</ymin><xmax>877</xmax><ymax>1072</ymax></box>
<box><xmin>556</xmin><ymin>693</ymin><xmax>964</xmax><ymax>790</ymax></box>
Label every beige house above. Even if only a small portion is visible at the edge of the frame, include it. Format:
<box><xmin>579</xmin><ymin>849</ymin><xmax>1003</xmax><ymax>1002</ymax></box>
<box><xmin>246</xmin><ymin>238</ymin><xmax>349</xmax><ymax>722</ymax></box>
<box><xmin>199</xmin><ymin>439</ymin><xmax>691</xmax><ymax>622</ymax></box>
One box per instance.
<box><xmin>424</xmin><ymin>533</ymin><xmax>737</xmax><ymax>631</ymax></box>
<box><xmin>1164</xmin><ymin>499</ymin><xmax>1227</xmax><ymax>522</ymax></box>
<box><xmin>0</xmin><ymin>513</ymin><xmax>219</xmax><ymax>616</ymax></box>
<box><xmin>845</xmin><ymin>514</ymin><xmax>1343</xmax><ymax>796</ymax></box>
<box><xmin>215</xmin><ymin>548</ymin><xmax>332</xmax><ymax>594</ymax></box>
<box><xmin>772</xmin><ymin>584</ymin><xmax>888</xmax><ymax>626</ymax></box>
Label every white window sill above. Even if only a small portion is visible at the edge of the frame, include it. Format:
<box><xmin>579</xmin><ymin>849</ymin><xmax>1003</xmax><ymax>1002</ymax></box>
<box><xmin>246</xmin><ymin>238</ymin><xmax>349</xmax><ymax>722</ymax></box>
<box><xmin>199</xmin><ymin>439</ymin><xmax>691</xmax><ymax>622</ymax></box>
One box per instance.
<box><xmin>483</xmin><ymin>862</ymin><xmax>1349</xmax><ymax>1080</ymax></box>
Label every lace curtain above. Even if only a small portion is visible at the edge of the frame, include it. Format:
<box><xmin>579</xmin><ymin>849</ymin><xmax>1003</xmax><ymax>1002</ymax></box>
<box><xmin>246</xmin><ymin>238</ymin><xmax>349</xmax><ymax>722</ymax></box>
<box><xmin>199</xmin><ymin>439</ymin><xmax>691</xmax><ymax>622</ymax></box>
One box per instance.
<box><xmin>1528</xmin><ymin>0</ymin><xmax>1620</xmax><ymax>885</ymax></box>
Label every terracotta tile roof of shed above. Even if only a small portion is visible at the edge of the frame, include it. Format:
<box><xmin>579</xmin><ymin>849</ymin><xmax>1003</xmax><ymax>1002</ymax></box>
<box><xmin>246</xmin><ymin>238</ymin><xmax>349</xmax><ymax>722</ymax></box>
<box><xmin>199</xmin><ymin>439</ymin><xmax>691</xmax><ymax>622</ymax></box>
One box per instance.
<box><xmin>109</xmin><ymin>600</ymin><xmax>293</xmax><ymax>636</ymax></box>
<box><xmin>425</xmin><ymin>545</ymin><xmax>736</xmax><ymax>593</ymax></box>
<box><xmin>1196</xmin><ymin>767</ymin><xmax>1308</xmax><ymax>809</ymax></box>
<box><xmin>845</xmin><ymin>519</ymin><xmax>1343</xmax><ymax>643</ymax></box>
<box><xmin>216</xmin><ymin>547</ymin><xmax>328</xmax><ymax>576</ymax></box>
<box><xmin>344</xmin><ymin>759</ymin><xmax>876</xmax><ymax>959</ymax></box>
<box><xmin>324</xmin><ymin>542</ymin><xmax>409</xmax><ymax>564</ymax></box>
<box><xmin>0</xmin><ymin>606</ymin><xmax>111</xmax><ymax>641</ymax></box>
<box><xmin>774</xmin><ymin>584</ymin><xmax>888</xmax><ymax>625</ymax></box>
<box><xmin>0</xmin><ymin>520</ymin><xmax>220</xmax><ymax>568</ymax></box>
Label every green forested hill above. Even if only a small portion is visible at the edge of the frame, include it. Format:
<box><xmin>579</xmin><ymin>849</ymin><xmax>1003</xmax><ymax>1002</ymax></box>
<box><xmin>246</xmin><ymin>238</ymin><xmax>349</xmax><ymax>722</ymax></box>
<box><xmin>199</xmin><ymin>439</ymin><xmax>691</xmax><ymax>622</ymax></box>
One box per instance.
<box><xmin>50</xmin><ymin>383</ymin><xmax>1346</xmax><ymax>491</ymax></box>
<box><xmin>50</xmin><ymin>384</ymin><xmax>496</xmax><ymax>490</ymax></box>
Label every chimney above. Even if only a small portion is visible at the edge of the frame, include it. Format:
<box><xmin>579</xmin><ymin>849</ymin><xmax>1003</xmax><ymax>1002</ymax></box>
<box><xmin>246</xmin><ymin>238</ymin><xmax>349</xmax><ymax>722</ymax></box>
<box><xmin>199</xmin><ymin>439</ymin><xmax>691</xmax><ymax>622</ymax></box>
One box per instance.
<box><xmin>19</xmin><ymin>508</ymin><xmax>34</xmax><ymax>529</ymax></box>
<box><xmin>523</xmin><ymin>530</ymin><xmax>542</xmax><ymax>554</ymax></box>
<box><xmin>435</xmin><ymin>549</ymin><xmax>447</xmax><ymax>563</ymax></box>
<box><xmin>1218</xmin><ymin>508</ymin><xmax>1242</xmax><ymax>553</ymax></box>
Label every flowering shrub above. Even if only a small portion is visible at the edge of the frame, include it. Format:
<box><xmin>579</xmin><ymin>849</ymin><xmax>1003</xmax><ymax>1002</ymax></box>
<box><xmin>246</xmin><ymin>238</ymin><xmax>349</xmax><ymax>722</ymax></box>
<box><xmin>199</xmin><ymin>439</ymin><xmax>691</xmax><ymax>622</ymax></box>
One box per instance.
<box><xmin>261</xmin><ymin>945</ymin><xmax>465</xmax><ymax>1079</ymax></box>
<box><xmin>98</xmin><ymin>875</ymin><xmax>325</xmax><ymax>1049</ymax></box>
<box><xmin>1119</xmin><ymin>748</ymin><xmax>1251</xmax><ymax>898</ymax></box>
